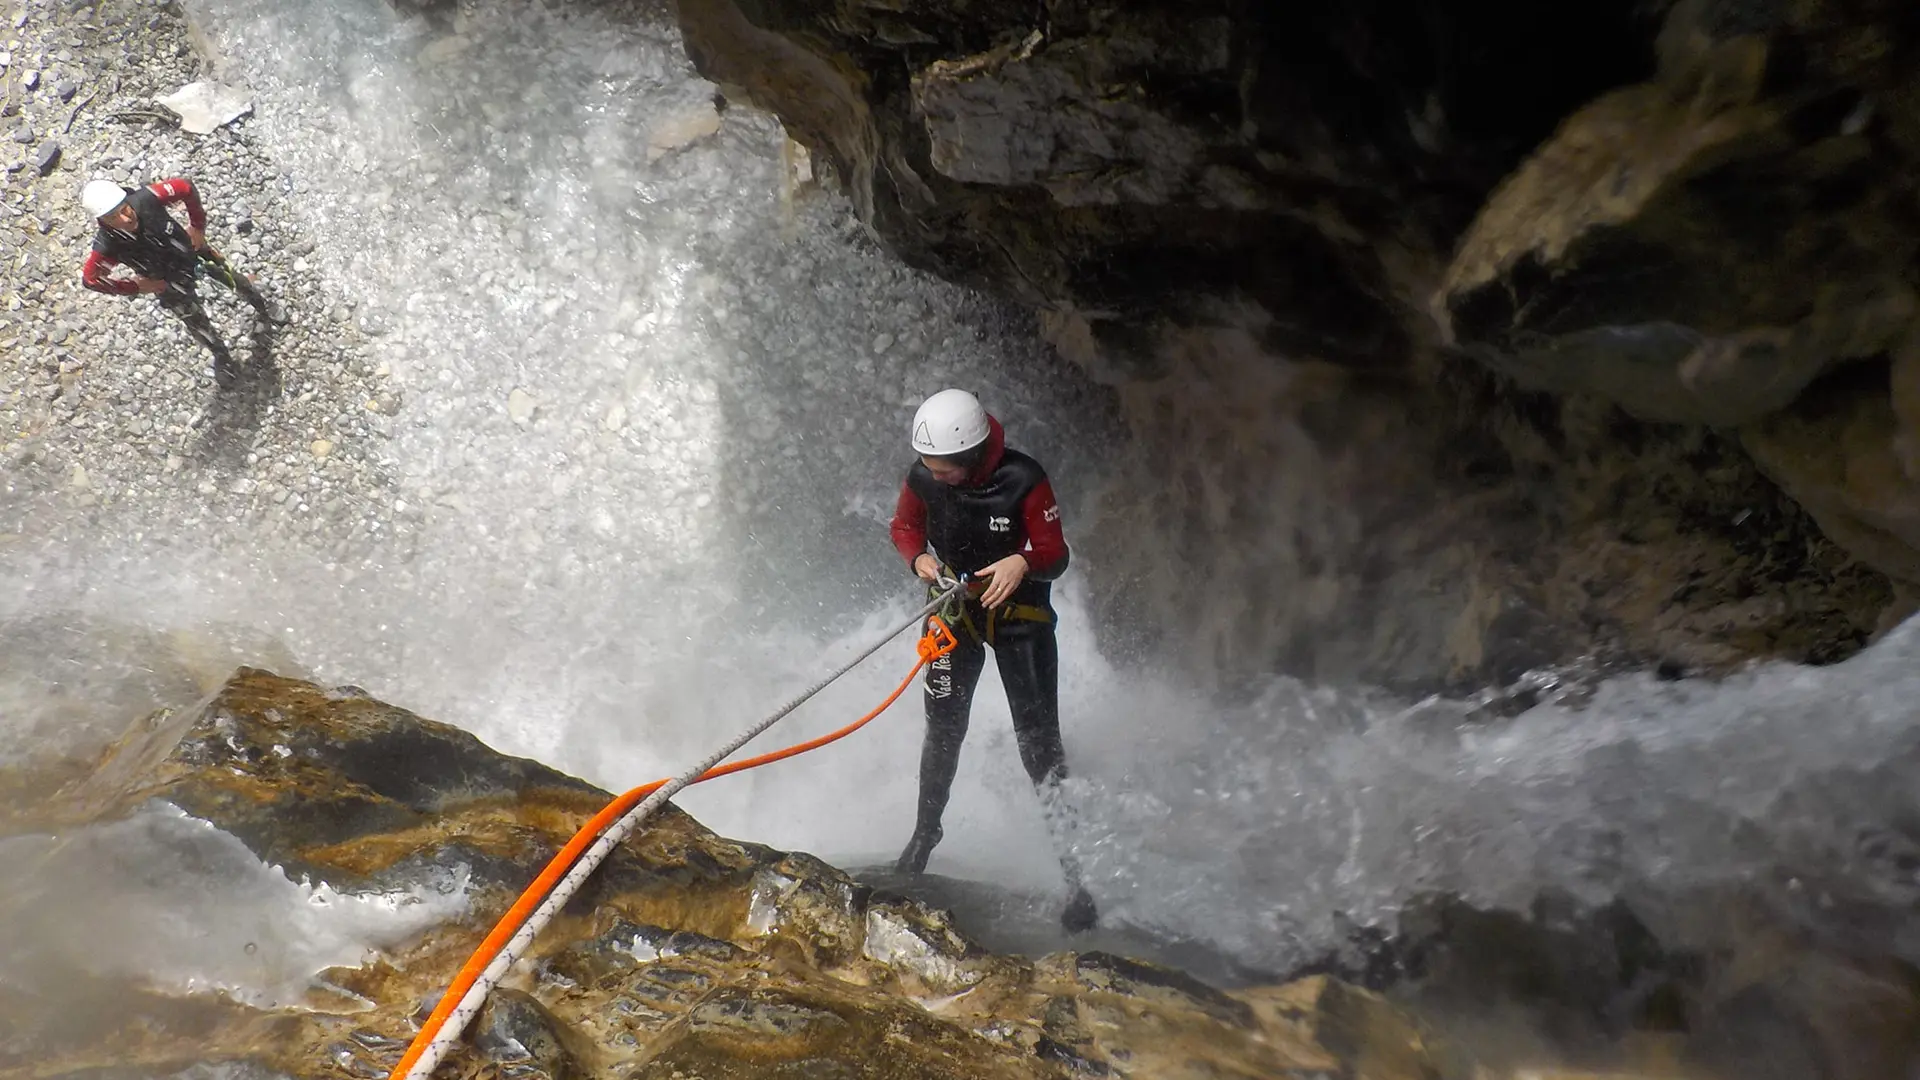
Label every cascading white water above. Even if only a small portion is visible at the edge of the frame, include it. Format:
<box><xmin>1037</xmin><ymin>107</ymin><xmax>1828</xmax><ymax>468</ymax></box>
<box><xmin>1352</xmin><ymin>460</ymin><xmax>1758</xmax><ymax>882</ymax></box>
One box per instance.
<box><xmin>5</xmin><ymin>0</ymin><xmax>1920</xmax><ymax>1017</ymax></box>
<box><xmin>1</xmin><ymin>0</ymin><xmax>1128</xmax><ymax>1003</ymax></box>
<box><xmin>0</xmin><ymin>803</ymin><xmax>470</xmax><ymax>1007</ymax></box>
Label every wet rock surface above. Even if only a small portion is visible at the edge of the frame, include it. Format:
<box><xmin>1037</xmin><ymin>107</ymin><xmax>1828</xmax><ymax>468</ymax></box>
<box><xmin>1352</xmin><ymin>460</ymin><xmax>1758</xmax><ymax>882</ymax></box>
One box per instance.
<box><xmin>4</xmin><ymin>666</ymin><xmax>1473</xmax><ymax>1080</ymax></box>
<box><xmin>7</xmin><ymin>666</ymin><xmax>1917</xmax><ymax>1079</ymax></box>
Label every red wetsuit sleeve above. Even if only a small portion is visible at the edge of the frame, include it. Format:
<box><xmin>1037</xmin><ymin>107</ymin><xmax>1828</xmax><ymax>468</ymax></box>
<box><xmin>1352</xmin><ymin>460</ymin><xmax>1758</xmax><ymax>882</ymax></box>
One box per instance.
<box><xmin>150</xmin><ymin>177</ymin><xmax>206</xmax><ymax>231</ymax></box>
<box><xmin>1020</xmin><ymin>478</ymin><xmax>1070</xmax><ymax>580</ymax></box>
<box><xmin>81</xmin><ymin>249</ymin><xmax>139</xmax><ymax>295</ymax></box>
<box><xmin>890</xmin><ymin>481</ymin><xmax>929</xmax><ymax>566</ymax></box>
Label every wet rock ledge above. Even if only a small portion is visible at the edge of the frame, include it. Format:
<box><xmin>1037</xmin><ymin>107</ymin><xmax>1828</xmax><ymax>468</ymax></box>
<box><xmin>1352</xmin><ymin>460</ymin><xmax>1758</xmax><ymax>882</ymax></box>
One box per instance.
<box><xmin>8</xmin><ymin>667</ymin><xmax>1452</xmax><ymax>1080</ymax></box>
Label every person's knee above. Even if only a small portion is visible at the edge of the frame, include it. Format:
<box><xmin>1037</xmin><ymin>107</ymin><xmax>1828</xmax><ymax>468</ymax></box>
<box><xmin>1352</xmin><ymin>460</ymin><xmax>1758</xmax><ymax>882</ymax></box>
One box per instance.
<box><xmin>925</xmin><ymin>700</ymin><xmax>971</xmax><ymax>747</ymax></box>
<box><xmin>926</xmin><ymin>701</ymin><xmax>962</xmax><ymax>729</ymax></box>
<box><xmin>1021</xmin><ymin>735</ymin><xmax>1067</xmax><ymax>782</ymax></box>
<box><xmin>1009</xmin><ymin>699</ymin><xmax>1065</xmax><ymax>767</ymax></box>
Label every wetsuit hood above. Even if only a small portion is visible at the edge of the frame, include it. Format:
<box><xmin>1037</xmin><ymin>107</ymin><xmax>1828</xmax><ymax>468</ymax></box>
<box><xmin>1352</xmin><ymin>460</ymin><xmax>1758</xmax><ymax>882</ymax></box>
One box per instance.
<box><xmin>961</xmin><ymin>415</ymin><xmax>1007</xmax><ymax>487</ymax></box>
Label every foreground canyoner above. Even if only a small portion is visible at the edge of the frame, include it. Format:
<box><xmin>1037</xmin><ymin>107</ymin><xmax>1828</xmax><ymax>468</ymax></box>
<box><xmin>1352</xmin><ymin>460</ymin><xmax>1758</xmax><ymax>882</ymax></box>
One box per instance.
<box><xmin>889</xmin><ymin>387</ymin><xmax>1099</xmax><ymax>933</ymax></box>
<box><xmin>79</xmin><ymin>176</ymin><xmax>276</xmax><ymax>386</ymax></box>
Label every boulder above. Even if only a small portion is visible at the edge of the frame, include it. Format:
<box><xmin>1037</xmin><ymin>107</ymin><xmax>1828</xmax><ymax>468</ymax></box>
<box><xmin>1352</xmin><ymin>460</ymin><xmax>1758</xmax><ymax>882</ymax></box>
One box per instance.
<box><xmin>9</xmin><ymin>667</ymin><xmax>1459</xmax><ymax>1079</ymax></box>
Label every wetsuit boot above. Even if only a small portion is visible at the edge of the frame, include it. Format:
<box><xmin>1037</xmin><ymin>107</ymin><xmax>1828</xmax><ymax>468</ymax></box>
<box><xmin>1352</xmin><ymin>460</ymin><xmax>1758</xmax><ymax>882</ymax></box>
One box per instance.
<box><xmin>237</xmin><ymin>278</ymin><xmax>280</xmax><ymax>325</ymax></box>
<box><xmin>1062</xmin><ymin>884</ymin><xmax>1098</xmax><ymax>934</ymax></box>
<box><xmin>211</xmin><ymin>347</ymin><xmax>240</xmax><ymax>390</ymax></box>
<box><xmin>1052</xmin><ymin>815</ymin><xmax>1099</xmax><ymax>933</ymax></box>
<box><xmin>895</xmin><ymin>823</ymin><xmax>942</xmax><ymax>875</ymax></box>
<box><xmin>995</xmin><ymin>617</ymin><xmax>1100</xmax><ymax>932</ymax></box>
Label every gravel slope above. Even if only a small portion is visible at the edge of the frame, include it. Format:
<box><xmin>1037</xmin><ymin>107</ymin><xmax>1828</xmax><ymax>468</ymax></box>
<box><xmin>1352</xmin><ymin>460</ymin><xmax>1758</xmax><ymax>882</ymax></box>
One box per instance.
<box><xmin>2</xmin><ymin>0</ymin><xmax>403</xmax><ymax>566</ymax></box>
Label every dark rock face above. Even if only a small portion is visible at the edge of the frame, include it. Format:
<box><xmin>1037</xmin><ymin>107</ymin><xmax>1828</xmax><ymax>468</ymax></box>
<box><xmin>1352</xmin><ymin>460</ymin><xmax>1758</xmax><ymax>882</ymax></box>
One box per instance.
<box><xmin>1745</xmin><ymin>354</ymin><xmax>1920</xmax><ymax>605</ymax></box>
<box><xmin>1291</xmin><ymin>890</ymin><xmax>1920</xmax><ymax>1080</ymax></box>
<box><xmin>678</xmin><ymin>0</ymin><xmax>1662</xmax><ymax>371</ymax></box>
<box><xmin>670</xmin><ymin>0</ymin><xmax>1920</xmax><ymax>688</ymax></box>
<box><xmin>1439</xmin><ymin>0</ymin><xmax>1920</xmax><ymax>427</ymax></box>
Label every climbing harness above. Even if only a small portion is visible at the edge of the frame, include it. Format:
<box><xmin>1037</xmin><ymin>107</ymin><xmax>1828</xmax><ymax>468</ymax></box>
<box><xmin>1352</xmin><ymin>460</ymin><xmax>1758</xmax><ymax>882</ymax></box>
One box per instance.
<box><xmin>387</xmin><ymin>584</ymin><xmax>963</xmax><ymax>1080</ymax></box>
<box><xmin>932</xmin><ymin>569</ymin><xmax>969</xmax><ymax>625</ymax></box>
<box><xmin>930</xmin><ymin>568</ymin><xmax>1053</xmax><ymax>646</ymax></box>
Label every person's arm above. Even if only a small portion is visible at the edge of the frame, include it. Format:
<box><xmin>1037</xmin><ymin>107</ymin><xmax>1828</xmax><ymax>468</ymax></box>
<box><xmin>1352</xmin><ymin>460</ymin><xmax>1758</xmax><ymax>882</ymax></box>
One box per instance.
<box><xmin>150</xmin><ymin>177</ymin><xmax>209</xmax><ymax>249</ymax></box>
<box><xmin>80</xmin><ymin>249</ymin><xmax>159</xmax><ymax>295</ymax></box>
<box><xmin>1018</xmin><ymin>478</ymin><xmax>1070</xmax><ymax>581</ymax></box>
<box><xmin>890</xmin><ymin>481</ymin><xmax>939</xmax><ymax>581</ymax></box>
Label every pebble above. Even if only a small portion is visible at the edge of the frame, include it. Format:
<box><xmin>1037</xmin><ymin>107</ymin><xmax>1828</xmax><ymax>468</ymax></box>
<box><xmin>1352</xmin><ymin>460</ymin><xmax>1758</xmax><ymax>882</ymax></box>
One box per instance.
<box><xmin>507</xmin><ymin>388</ymin><xmax>535</xmax><ymax>425</ymax></box>
<box><xmin>0</xmin><ymin>0</ymin><xmax>405</xmax><ymax>574</ymax></box>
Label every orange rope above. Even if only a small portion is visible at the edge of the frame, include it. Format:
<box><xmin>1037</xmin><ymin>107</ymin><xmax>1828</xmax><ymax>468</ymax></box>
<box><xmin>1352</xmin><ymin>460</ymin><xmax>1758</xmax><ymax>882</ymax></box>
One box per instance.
<box><xmin>387</xmin><ymin>617</ymin><xmax>957</xmax><ymax>1079</ymax></box>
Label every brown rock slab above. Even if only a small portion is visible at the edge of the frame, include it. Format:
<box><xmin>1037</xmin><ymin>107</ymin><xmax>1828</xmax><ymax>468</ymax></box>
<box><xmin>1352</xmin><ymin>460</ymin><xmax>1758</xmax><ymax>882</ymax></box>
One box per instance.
<box><xmin>8</xmin><ymin>667</ymin><xmax>1465</xmax><ymax>1080</ymax></box>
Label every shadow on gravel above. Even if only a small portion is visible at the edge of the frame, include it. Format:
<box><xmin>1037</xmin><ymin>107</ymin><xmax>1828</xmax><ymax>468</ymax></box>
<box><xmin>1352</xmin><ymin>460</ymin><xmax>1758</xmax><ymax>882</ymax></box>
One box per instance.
<box><xmin>190</xmin><ymin>320</ymin><xmax>283</xmax><ymax>469</ymax></box>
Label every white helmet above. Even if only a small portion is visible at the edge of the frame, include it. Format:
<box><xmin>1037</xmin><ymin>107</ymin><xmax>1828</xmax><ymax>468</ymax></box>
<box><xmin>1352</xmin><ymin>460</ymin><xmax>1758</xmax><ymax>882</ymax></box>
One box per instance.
<box><xmin>82</xmin><ymin>179</ymin><xmax>129</xmax><ymax>219</ymax></box>
<box><xmin>911</xmin><ymin>389</ymin><xmax>990</xmax><ymax>456</ymax></box>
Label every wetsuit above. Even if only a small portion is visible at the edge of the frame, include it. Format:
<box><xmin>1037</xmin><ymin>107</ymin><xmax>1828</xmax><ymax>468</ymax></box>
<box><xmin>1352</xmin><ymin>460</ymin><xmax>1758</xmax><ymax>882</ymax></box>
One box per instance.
<box><xmin>889</xmin><ymin>415</ymin><xmax>1073</xmax><ymax>862</ymax></box>
<box><xmin>81</xmin><ymin>178</ymin><xmax>265</xmax><ymax>366</ymax></box>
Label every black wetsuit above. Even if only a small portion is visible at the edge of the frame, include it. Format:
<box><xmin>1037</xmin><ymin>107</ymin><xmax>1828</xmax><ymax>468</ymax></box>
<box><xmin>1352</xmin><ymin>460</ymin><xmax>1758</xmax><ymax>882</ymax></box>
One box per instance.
<box><xmin>91</xmin><ymin>185</ymin><xmax>201</xmax><ymax>284</ymax></box>
<box><xmin>889</xmin><ymin>417</ymin><xmax>1073</xmax><ymax>864</ymax></box>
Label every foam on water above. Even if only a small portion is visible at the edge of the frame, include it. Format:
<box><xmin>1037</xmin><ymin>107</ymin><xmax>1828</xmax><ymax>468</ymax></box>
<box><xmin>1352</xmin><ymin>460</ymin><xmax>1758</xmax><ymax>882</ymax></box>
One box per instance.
<box><xmin>0</xmin><ymin>802</ymin><xmax>467</xmax><ymax>1007</ymax></box>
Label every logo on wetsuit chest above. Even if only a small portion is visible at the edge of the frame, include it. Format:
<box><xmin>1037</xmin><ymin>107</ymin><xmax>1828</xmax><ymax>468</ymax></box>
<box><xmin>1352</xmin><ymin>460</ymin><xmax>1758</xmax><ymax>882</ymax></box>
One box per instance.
<box><xmin>988</xmin><ymin>515</ymin><xmax>1011</xmax><ymax>533</ymax></box>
